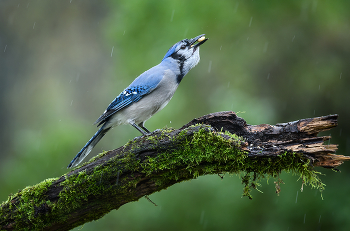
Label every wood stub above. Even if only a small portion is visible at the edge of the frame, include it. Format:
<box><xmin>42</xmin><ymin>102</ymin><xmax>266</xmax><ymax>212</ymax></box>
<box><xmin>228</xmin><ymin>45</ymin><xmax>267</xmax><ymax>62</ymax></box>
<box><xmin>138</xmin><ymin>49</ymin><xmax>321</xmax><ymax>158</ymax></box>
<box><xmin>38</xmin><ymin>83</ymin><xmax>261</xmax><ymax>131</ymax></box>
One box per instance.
<box><xmin>182</xmin><ymin>111</ymin><xmax>348</xmax><ymax>168</ymax></box>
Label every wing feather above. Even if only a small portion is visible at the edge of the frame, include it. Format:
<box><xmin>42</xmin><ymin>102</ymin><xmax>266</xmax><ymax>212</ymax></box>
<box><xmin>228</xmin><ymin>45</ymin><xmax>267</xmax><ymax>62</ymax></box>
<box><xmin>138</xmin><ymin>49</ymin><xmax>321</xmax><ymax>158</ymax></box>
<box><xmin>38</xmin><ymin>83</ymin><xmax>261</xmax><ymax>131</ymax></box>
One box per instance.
<box><xmin>94</xmin><ymin>85</ymin><xmax>152</xmax><ymax>126</ymax></box>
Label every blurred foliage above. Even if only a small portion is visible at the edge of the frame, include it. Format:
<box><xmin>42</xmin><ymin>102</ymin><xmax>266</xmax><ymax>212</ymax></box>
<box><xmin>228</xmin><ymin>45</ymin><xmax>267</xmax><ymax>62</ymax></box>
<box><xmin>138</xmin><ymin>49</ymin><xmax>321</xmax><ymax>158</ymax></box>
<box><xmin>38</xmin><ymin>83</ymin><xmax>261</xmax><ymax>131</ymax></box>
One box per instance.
<box><xmin>0</xmin><ymin>0</ymin><xmax>349</xmax><ymax>230</ymax></box>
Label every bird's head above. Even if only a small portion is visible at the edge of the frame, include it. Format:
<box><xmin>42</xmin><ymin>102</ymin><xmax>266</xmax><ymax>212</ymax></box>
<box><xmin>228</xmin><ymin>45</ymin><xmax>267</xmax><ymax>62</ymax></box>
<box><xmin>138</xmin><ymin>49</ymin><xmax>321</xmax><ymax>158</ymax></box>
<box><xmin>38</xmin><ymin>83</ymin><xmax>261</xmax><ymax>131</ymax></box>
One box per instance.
<box><xmin>162</xmin><ymin>34</ymin><xmax>208</xmax><ymax>81</ymax></box>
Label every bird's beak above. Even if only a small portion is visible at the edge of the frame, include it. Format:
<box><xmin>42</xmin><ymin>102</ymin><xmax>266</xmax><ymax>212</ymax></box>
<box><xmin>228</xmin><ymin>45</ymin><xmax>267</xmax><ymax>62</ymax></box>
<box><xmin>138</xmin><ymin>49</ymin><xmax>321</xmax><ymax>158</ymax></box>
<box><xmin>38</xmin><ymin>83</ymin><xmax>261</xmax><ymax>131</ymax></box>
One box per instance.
<box><xmin>190</xmin><ymin>34</ymin><xmax>208</xmax><ymax>49</ymax></box>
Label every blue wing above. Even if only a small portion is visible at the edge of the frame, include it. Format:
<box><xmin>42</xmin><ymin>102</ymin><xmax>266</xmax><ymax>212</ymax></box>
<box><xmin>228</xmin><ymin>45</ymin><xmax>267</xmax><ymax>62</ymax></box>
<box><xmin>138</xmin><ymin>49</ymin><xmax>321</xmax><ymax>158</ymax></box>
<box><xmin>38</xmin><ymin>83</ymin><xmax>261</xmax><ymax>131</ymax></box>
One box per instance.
<box><xmin>94</xmin><ymin>85</ymin><xmax>152</xmax><ymax>126</ymax></box>
<box><xmin>94</xmin><ymin>64</ymin><xmax>165</xmax><ymax>127</ymax></box>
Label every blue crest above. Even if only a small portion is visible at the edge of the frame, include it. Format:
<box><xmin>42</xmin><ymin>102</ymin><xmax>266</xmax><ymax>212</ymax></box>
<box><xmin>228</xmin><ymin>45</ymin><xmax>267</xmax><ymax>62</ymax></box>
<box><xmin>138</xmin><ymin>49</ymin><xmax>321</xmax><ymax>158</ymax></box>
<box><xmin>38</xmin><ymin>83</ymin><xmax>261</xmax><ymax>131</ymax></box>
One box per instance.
<box><xmin>162</xmin><ymin>43</ymin><xmax>179</xmax><ymax>61</ymax></box>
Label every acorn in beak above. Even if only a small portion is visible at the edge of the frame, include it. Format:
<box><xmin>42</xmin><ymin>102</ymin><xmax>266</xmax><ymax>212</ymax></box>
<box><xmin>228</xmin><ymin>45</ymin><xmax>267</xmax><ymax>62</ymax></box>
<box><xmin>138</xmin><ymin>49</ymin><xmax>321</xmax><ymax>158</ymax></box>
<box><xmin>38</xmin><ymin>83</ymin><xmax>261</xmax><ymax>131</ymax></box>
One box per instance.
<box><xmin>190</xmin><ymin>34</ymin><xmax>208</xmax><ymax>49</ymax></box>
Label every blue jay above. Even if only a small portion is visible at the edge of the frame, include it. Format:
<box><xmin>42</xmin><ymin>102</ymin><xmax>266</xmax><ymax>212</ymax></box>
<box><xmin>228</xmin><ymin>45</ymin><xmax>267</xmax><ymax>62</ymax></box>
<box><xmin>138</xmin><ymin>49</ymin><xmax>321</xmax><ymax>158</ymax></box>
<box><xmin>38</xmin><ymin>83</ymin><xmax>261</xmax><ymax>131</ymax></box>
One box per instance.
<box><xmin>68</xmin><ymin>34</ymin><xmax>208</xmax><ymax>168</ymax></box>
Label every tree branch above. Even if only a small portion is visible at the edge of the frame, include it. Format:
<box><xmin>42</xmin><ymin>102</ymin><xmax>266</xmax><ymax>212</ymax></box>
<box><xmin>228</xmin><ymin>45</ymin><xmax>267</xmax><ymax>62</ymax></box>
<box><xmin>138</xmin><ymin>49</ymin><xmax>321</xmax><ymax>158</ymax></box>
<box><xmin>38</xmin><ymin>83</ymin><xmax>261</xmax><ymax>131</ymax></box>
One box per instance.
<box><xmin>1</xmin><ymin>111</ymin><xmax>348</xmax><ymax>230</ymax></box>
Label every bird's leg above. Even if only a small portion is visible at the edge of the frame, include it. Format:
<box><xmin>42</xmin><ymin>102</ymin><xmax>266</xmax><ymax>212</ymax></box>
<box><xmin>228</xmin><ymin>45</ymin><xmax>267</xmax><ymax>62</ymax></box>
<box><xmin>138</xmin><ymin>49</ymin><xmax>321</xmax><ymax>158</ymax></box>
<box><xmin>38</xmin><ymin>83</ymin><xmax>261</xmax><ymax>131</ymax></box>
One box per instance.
<box><xmin>129</xmin><ymin>121</ymin><xmax>150</xmax><ymax>135</ymax></box>
<box><xmin>138</xmin><ymin>122</ymin><xmax>151</xmax><ymax>134</ymax></box>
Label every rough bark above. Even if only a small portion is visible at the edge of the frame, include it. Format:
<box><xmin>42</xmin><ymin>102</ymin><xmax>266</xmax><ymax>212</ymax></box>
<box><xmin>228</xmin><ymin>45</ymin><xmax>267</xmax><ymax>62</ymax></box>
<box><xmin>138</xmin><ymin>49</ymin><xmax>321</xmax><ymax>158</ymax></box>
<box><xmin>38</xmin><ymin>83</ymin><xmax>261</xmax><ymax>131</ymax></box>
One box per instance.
<box><xmin>0</xmin><ymin>111</ymin><xmax>348</xmax><ymax>231</ymax></box>
<box><xmin>182</xmin><ymin>112</ymin><xmax>344</xmax><ymax>168</ymax></box>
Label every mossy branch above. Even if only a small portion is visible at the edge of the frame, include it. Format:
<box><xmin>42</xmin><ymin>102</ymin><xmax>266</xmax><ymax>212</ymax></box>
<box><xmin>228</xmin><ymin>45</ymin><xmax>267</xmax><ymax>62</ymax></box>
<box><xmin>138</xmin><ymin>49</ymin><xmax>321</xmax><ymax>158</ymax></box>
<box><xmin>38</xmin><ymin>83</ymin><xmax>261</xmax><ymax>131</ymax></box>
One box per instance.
<box><xmin>1</xmin><ymin>111</ymin><xmax>348</xmax><ymax>231</ymax></box>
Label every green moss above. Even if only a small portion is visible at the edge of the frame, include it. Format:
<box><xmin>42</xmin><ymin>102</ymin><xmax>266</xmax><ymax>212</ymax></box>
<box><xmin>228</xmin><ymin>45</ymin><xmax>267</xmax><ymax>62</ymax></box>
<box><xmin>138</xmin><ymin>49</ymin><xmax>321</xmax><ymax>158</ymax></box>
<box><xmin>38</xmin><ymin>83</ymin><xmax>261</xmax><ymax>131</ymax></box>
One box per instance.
<box><xmin>0</xmin><ymin>125</ymin><xmax>326</xmax><ymax>229</ymax></box>
<box><xmin>0</xmin><ymin>178</ymin><xmax>58</xmax><ymax>230</ymax></box>
<box><xmin>137</xmin><ymin>126</ymin><xmax>245</xmax><ymax>193</ymax></box>
<box><xmin>240</xmin><ymin>151</ymin><xmax>325</xmax><ymax>199</ymax></box>
<box><xmin>134</xmin><ymin>125</ymin><xmax>324</xmax><ymax>199</ymax></box>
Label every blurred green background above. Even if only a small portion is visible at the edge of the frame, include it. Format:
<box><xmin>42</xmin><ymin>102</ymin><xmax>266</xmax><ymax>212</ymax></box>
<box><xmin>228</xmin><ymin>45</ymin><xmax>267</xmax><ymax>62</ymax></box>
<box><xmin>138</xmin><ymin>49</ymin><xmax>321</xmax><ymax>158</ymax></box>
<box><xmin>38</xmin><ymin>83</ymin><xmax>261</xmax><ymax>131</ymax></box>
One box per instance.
<box><xmin>1</xmin><ymin>0</ymin><xmax>350</xmax><ymax>230</ymax></box>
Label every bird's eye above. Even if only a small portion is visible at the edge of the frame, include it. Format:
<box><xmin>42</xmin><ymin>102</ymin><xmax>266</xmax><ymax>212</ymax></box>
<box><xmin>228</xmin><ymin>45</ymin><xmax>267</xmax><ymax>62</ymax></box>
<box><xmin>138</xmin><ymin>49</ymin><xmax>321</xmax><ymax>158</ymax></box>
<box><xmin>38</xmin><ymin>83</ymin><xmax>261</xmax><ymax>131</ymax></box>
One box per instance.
<box><xmin>180</xmin><ymin>45</ymin><xmax>186</xmax><ymax>49</ymax></box>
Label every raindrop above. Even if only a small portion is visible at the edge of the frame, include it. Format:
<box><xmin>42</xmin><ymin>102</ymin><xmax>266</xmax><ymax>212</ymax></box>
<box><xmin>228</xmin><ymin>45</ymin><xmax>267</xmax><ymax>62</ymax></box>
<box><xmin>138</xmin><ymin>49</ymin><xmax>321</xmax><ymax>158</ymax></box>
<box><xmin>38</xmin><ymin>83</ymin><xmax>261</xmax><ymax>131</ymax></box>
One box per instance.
<box><xmin>208</xmin><ymin>60</ymin><xmax>212</xmax><ymax>73</ymax></box>
<box><xmin>249</xmin><ymin>17</ymin><xmax>253</xmax><ymax>27</ymax></box>
<box><xmin>227</xmin><ymin>82</ymin><xmax>230</xmax><ymax>88</ymax></box>
<box><xmin>170</xmin><ymin>10</ymin><xmax>175</xmax><ymax>22</ymax></box>
<box><xmin>234</xmin><ymin>2</ymin><xmax>239</xmax><ymax>13</ymax></box>
<box><xmin>295</xmin><ymin>191</ymin><xmax>298</xmax><ymax>203</ymax></box>
<box><xmin>123</xmin><ymin>31</ymin><xmax>126</xmax><ymax>35</ymax></box>
<box><xmin>70</xmin><ymin>0</ymin><xmax>73</xmax><ymax>3</ymax></box>
<box><xmin>219</xmin><ymin>45</ymin><xmax>222</xmax><ymax>50</ymax></box>
<box><xmin>70</xmin><ymin>100</ymin><xmax>73</xmax><ymax>106</ymax></box>
<box><xmin>303</xmin><ymin>214</ymin><xmax>306</xmax><ymax>223</ymax></box>
<box><xmin>340</xmin><ymin>73</ymin><xmax>342</xmax><ymax>79</ymax></box>
<box><xmin>4</xmin><ymin>45</ymin><xmax>7</xmax><ymax>52</ymax></box>
<box><xmin>116</xmin><ymin>171</ymin><xmax>120</xmax><ymax>185</ymax></box>
<box><xmin>314</xmin><ymin>110</ymin><xmax>315</xmax><ymax>115</ymax></box>
<box><xmin>339</xmin><ymin>128</ymin><xmax>342</xmax><ymax>136</ymax></box>
<box><xmin>199</xmin><ymin>210</ymin><xmax>205</xmax><ymax>224</ymax></box>
<box><xmin>318</xmin><ymin>215</ymin><xmax>321</xmax><ymax>223</ymax></box>
<box><xmin>267</xmin><ymin>73</ymin><xmax>270</xmax><ymax>80</ymax></box>
<box><xmin>319</xmin><ymin>85</ymin><xmax>320</xmax><ymax>90</ymax></box>
<box><xmin>292</xmin><ymin>35</ymin><xmax>295</xmax><ymax>42</ymax></box>
<box><xmin>99</xmin><ymin>172</ymin><xmax>103</xmax><ymax>184</ymax></box>
<box><xmin>169</xmin><ymin>121</ymin><xmax>171</xmax><ymax>124</ymax></box>
<box><xmin>111</xmin><ymin>46</ymin><xmax>114</xmax><ymax>57</ymax></box>
<box><xmin>312</xmin><ymin>0</ymin><xmax>318</xmax><ymax>12</ymax></box>
<box><xmin>263</xmin><ymin>42</ymin><xmax>269</xmax><ymax>53</ymax></box>
<box><xmin>183</xmin><ymin>28</ymin><xmax>189</xmax><ymax>38</ymax></box>
<box><xmin>33</xmin><ymin>22</ymin><xmax>36</xmax><ymax>29</ymax></box>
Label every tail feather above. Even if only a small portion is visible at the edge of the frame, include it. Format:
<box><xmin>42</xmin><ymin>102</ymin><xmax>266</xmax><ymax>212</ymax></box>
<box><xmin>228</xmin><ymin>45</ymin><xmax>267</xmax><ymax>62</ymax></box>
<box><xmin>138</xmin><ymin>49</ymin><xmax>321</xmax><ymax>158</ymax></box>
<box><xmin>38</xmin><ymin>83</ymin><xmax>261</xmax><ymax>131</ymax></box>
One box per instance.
<box><xmin>68</xmin><ymin>127</ymin><xmax>111</xmax><ymax>168</ymax></box>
